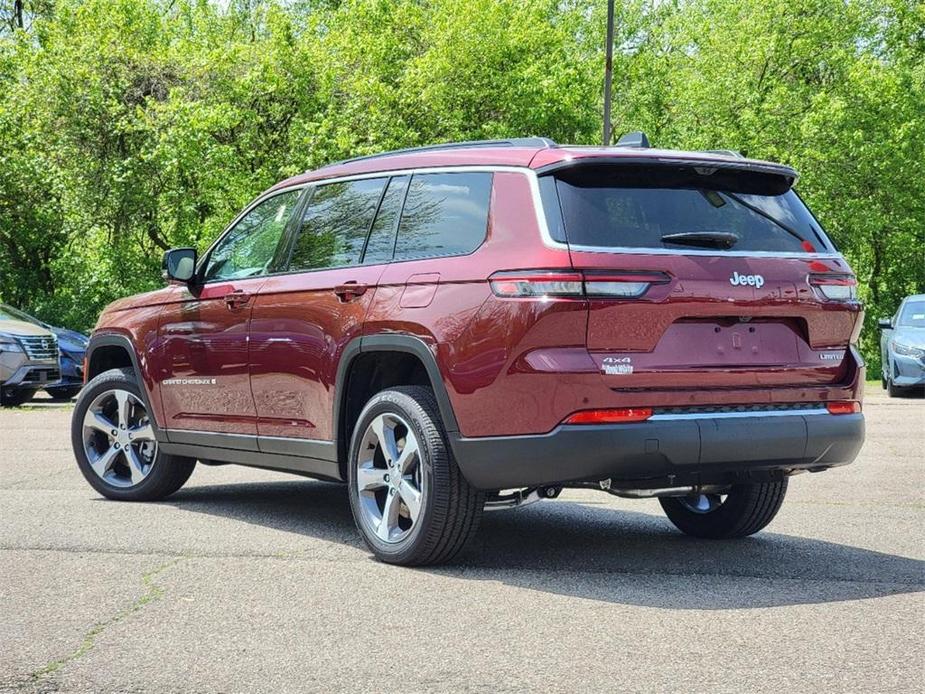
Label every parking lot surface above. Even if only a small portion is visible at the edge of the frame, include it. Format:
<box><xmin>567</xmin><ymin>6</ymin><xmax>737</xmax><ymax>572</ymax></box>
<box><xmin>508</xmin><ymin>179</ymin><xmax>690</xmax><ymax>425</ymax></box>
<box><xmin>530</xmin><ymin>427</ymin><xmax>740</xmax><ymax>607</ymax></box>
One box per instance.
<box><xmin>1</xmin><ymin>390</ymin><xmax>923</xmax><ymax>693</ymax></box>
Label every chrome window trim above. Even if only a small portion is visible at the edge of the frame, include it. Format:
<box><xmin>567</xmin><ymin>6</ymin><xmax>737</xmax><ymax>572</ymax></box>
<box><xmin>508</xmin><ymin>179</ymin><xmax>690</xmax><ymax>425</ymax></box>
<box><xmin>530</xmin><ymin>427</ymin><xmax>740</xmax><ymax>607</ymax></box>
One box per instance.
<box><xmin>648</xmin><ymin>408</ymin><xmax>830</xmax><ymax>421</ymax></box>
<box><xmin>307</xmin><ymin>164</ymin><xmax>528</xmax><ymax>185</ymax></box>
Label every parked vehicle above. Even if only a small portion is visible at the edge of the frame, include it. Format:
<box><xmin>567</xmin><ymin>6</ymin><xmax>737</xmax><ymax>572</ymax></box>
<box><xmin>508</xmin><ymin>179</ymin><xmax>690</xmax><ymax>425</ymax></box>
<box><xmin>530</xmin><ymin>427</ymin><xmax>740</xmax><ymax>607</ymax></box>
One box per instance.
<box><xmin>0</xmin><ymin>308</ymin><xmax>60</xmax><ymax>407</ymax></box>
<box><xmin>878</xmin><ymin>294</ymin><xmax>925</xmax><ymax>397</ymax></box>
<box><xmin>0</xmin><ymin>304</ymin><xmax>88</xmax><ymax>400</ymax></box>
<box><xmin>71</xmin><ymin>135</ymin><xmax>866</xmax><ymax>565</ymax></box>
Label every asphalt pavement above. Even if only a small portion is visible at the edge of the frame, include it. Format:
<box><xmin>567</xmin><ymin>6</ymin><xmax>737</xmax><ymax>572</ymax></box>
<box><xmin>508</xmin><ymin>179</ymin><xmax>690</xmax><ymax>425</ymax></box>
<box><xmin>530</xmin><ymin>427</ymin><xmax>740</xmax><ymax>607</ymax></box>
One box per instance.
<box><xmin>1</xmin><ymin>389</ymin><xmax>923</xmax><ymax>693</ymax></box>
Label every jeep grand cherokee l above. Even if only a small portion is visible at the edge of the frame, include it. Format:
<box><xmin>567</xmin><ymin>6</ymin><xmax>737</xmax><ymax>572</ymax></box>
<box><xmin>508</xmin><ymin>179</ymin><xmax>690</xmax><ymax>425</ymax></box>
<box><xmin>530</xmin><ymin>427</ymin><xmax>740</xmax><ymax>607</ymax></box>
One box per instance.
<box><xmin>70</xmin><ymin>135</ymin><xmax>865</xmax><ymax>566</ymax></box>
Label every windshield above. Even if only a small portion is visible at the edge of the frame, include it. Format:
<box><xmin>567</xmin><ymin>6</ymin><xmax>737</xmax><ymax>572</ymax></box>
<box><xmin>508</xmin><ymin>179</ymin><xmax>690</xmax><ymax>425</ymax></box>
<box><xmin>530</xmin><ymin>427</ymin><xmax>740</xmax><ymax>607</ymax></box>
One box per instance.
<box><xmin>898</xmin><ymin>300</ymin><xmax>925</xmax><ymax>327</ymax></box>
<box><xmin>0</xmin><ymin>304</ymin><xmax>39</xmax><ymax>324</ymax></box>
<box><xmin>547</xmin><ymin>165</ymin><xmax>833</xmax><ymax>254</ymax></box>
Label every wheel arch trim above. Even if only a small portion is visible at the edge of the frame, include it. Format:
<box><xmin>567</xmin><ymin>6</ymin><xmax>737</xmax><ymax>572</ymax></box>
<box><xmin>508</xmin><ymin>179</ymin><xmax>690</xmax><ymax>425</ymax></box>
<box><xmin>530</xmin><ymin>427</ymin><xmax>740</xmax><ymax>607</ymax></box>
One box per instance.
<box><xmin>84</xmin><ymin>333</ymin><xmax>164</xmax><ymax>441</ymax></box>
<box><xmin>333</xmin><ymin>334</ymin><xmax>460</xmax><ymax>468</ymax></box>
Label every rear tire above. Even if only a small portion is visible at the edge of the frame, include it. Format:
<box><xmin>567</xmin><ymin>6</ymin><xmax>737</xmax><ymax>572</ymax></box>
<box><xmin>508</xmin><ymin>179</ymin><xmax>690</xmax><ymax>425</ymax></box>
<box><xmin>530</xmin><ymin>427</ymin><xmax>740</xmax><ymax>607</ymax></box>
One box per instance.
<box><xmin>659</xmin><ymin>479</ymin><xmax>788</xmax><ymax>539</ymax></box>
<box><xmin>347</xmin><ymin>386</ymin><xmax>485</xmax><ymax>566</ymax></box>
<box><xmin>71</xmin><ymin>368</ymin><xmax>196</xmax><ymax>501</ymax></box>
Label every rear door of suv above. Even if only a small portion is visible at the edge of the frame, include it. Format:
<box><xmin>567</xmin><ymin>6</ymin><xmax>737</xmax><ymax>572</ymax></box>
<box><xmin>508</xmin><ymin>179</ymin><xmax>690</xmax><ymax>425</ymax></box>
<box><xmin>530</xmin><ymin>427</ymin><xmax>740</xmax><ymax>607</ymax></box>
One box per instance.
<box><xmin>538</xmin><ymin>159</ymin><xmax>862</xmax><ymax>400</ymax></box>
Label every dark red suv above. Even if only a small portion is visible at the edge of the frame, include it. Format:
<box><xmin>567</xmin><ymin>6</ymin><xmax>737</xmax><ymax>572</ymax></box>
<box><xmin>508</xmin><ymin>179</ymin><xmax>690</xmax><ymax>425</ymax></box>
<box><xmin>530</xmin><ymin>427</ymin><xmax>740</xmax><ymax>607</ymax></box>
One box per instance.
<box><xmin>71</xmin><ymin>135</ymin><xmax>865</xmax><ymax>565</ymax></box>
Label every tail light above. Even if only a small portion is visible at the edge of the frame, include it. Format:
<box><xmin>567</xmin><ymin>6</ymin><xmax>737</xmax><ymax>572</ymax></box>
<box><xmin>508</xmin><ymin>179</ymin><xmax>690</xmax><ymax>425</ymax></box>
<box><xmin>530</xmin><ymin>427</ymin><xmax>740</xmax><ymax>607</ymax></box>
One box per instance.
<box><xmin>488</xmin><ymin>272</ymin><xmax>583</xmax><ymax>298</ymax></box>
<box><xmin>490</xmin><ymin>270</ymin><xmax>670</xmax><ymax>299</ymax></box>
<box><xmin>565</xmin><ymin>407</ymin><xmax>653</xmax><ymax>424</ymax></box>
<box><xmin>808</xmin><ymin>273</ymin><xmax>858</xmax><ymax>301</ymax></box>
<box><xmin>826</xmin><ymin>401</ymin><xmax>861</xmax><ymax>415</ymax></box>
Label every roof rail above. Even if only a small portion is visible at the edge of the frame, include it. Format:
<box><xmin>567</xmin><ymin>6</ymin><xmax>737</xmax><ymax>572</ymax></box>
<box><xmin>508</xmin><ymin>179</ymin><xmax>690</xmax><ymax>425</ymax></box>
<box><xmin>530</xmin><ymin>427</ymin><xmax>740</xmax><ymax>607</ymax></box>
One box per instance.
<box><xmin>320</xmin><ymin>138</ymin><xmax>557</xmax><ymax>169</ymax></box>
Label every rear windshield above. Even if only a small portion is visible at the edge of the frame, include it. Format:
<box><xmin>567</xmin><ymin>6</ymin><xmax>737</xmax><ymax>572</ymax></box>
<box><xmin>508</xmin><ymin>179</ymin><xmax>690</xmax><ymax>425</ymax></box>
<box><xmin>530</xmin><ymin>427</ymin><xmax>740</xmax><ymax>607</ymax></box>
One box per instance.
<box><xmin>546</xmin><ymin>165</ymin><xmax>833</xmax><ymax>254</ymax></box>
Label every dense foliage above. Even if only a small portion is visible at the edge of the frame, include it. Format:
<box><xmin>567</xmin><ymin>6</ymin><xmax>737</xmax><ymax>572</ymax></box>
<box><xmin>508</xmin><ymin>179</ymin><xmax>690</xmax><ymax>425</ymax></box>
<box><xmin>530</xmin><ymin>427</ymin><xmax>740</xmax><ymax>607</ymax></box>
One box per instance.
<box><xmin>0</xmin><ymin>0</ymin><xmax>922</xmax><ymax>373</ymax></box>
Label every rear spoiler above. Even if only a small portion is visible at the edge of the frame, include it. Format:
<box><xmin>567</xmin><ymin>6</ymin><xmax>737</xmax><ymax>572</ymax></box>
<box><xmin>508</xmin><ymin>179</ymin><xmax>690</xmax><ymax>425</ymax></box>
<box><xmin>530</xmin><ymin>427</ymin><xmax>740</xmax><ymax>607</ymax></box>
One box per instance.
<box><xmin>535</xmin><ymin>155</ymin><xmax>798</xmax><ymax>195</ymax></box>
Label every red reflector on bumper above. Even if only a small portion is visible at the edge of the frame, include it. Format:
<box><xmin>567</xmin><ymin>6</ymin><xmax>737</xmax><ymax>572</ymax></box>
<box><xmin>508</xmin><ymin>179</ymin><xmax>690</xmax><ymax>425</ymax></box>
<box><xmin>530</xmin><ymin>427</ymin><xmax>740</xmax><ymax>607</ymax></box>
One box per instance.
<box><xmin>565</xmin><ymin>408</ymin><xmax>653</xmax><ymax>424</ymax></box>
<box><xmin>826</xmin><ymin>401</ymin><xmax>861</xmax><ymax>415</ymax></box>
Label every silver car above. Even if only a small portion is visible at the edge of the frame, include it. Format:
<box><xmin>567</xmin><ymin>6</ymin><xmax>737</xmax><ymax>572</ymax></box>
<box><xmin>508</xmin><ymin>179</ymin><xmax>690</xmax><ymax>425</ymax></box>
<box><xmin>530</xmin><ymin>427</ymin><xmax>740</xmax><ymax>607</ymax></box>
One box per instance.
<box><xmin>0</xmin><ymin>311</ymin><xmax>61</xmax><ymax>406</ymax></box>
<box><xmin>879</xmin><ymin>294</ymin><xmax>925</xmax><ymax>396</ymax></box>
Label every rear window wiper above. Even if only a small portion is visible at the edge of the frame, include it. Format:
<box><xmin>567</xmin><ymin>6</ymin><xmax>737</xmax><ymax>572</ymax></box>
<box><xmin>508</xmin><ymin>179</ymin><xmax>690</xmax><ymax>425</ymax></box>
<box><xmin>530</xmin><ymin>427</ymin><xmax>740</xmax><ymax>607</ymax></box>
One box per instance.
<box><xmin>721</xmin><ymin>191</ymin><xmax>811</xmax><ymax>248</ymax></box>
<box><xmin>661</xmin><ymin>231</ymin><xmax>740</xmax><ymax>249</ymax></box>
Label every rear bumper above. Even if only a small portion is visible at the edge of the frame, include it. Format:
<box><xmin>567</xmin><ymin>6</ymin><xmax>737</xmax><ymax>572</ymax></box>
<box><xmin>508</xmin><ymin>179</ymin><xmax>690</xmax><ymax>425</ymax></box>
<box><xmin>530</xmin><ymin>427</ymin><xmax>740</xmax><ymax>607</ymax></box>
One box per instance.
<box><xmin>450</xmin><ymin>411</ymin><xmax>864</xmax><ymax>490</ymax></box>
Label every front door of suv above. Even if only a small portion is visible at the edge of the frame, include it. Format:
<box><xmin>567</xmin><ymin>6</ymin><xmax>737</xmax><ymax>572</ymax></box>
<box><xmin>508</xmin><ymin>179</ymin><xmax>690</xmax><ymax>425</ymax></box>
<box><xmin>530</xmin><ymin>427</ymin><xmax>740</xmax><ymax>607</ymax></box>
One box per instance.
<box><xmin>155</xmin><ymin>188</ymin><xmax>303</xmax><ymax>438</ymax></box>
<box><xmin>249</xmin><ymin>175</ymin><xmax>403</xmax><ymax>452</ymax></box>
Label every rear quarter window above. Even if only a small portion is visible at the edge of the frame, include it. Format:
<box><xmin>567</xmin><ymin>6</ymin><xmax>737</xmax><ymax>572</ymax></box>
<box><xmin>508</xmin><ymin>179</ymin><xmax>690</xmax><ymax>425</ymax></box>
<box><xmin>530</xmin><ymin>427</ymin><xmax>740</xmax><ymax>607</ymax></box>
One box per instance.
<box><xmin>393</xmin><ymin>172</ymin><xmax>492</xmax><ymax>260</ymax></box>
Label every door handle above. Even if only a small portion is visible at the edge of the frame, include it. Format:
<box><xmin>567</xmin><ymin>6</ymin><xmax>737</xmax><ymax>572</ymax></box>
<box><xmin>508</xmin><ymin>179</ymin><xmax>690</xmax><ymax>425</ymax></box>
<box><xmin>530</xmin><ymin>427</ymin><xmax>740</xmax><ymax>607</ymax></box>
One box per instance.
<box><xmin>334</xmin><ymin>282</ymin><xmax>368</xmax><ymax>301</ymax></box>
<box><xmin>224</xmin><ymin>290</ymin><xmax>251</xmax><ymax>309</ymax></box>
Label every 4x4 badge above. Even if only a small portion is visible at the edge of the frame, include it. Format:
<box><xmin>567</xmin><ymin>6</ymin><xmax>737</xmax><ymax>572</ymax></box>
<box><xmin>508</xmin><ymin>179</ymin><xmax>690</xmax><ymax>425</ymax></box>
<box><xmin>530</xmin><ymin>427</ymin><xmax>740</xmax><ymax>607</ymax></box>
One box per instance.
<box><xmin>602</xmin><ymin>356</ymin><xmax>633</xmax><ymax>375</ymax></box>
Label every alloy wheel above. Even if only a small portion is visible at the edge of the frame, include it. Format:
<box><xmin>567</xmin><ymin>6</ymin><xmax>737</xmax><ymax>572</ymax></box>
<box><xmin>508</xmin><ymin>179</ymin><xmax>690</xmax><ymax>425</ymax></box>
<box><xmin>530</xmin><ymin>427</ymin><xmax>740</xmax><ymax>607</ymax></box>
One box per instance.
<box><xmin>81</xmin><ymin>389</ymin><xmax>157</xmax><ymax>488</ymax></box>
<box><xmin>355</xmin><ymin>412</ymin><xmax>424</xmax><ymax>544</ymax></box>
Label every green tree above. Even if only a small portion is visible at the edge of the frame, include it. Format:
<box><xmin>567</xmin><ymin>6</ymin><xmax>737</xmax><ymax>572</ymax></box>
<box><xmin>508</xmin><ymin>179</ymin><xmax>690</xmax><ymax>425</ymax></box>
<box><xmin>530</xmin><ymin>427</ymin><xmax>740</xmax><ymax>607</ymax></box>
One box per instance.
<box><xmin>0</xmin><ymin>0</ymin><xmax>920</xmax><ymax>379</ymax></box>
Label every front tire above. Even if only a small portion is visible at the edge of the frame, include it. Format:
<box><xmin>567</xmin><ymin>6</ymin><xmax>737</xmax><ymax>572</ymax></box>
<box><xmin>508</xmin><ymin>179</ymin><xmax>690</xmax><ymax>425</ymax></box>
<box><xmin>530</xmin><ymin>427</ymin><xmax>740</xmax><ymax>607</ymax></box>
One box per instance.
<box><xmin>71</xmin><ymin>368</ymin><xmax>196</xmax><ymax>501</ymax></box>
<box><xmin>347</xmin><ymin>386</ymin><xmax>485</xmax><ymax>566</ymax></box>
<box><xmin>887</xmin><ymin>377</ymin><xmax>903</xmax><ymax>398</ymax></box>
<box><xmin>0</xmin><ymin>388</ymin><xmax>36</xmax><ymax>407</ymax></box>
<box><xmin>659</xmin><ymin>479</ymin><xmax>788</xmax><ymax>539</ymax></box>
<box><xmin>46</xmin><ymin>385</ymin><xmax>82</xmax><ymax>401</ymax></box>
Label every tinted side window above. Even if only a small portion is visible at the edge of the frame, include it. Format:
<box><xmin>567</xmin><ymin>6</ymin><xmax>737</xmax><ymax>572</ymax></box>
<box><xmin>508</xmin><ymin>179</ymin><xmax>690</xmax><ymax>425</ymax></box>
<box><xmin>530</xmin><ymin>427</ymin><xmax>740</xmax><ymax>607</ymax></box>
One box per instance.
<box><xmin>203</xmin><ymin>189</ymin><xmax>301</xmax><ymax>282</ymax></box>
<box><xmin>363</xmin><ymin>175</ymin><xmax>410</xmax><ymax>264</ymax></box>
<box><xmin>289</xmin><ymin>178</ymin><xmax>387</xmax><ymax>271</ymax></box>
<box><xmin>393</xmin><ymin>172</ymin><xmax>492</xmax><ymax>261</ymax></box>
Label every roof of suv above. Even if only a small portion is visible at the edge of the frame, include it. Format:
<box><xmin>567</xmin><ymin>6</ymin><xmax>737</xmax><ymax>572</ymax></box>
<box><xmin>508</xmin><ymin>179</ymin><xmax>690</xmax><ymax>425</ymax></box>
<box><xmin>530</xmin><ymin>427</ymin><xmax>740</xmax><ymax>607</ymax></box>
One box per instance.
<box><xmin>271</xmin><ymin>137</ymin><xmax>799</xmax><ymax>192</ymax></box>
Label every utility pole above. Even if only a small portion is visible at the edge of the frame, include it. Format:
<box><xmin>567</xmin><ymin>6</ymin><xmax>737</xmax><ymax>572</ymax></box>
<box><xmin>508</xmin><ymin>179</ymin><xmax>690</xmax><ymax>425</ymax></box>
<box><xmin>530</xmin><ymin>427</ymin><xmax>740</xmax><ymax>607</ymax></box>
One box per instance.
<box><xmin>602</xmin><ymin>0</ymin><xmax>615</xmax><ymax>146</ymax></box>
<box><xmin>14</xmin><ymin>0</ymin><xmax>25</xmax><ymax>30</ymax></box>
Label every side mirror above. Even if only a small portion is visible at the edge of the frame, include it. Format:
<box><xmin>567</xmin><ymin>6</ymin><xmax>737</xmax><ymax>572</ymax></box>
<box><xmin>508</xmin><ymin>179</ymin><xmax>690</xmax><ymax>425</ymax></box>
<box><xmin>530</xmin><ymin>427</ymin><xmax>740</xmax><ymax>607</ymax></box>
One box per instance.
<box><xmin>162</xmin><ymin>248</ymin><xmax>197</xmax><ymax>283</ymax></box>
<box><xmin>878</xmin><ymin>318</ymin><xmax>893</xmax><ymax>330</ymax></box>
